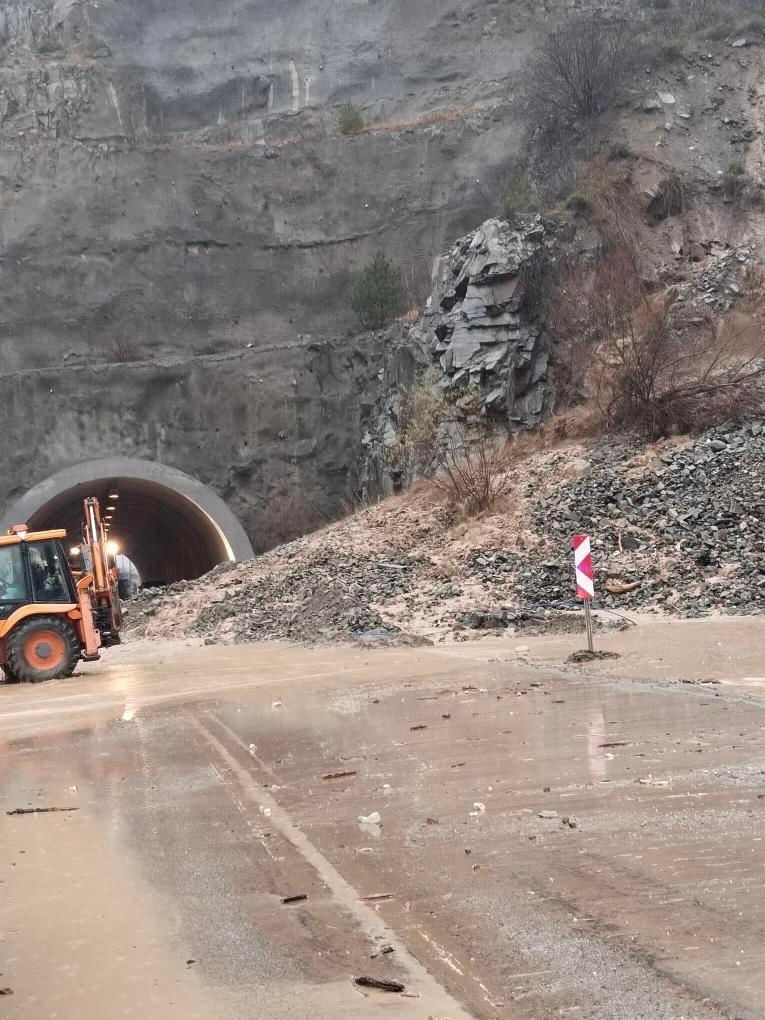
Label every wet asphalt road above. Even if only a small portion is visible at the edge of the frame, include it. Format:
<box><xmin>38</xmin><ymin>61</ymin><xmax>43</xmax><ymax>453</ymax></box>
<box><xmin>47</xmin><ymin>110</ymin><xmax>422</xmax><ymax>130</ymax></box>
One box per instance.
<box><xmin>1</xmin><ymin>633</ymin><xmax>764</xmax><ymax>1019</ymax></box>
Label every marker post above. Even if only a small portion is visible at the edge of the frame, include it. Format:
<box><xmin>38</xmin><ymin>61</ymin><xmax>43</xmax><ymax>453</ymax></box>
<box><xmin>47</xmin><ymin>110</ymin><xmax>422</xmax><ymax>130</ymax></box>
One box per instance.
<box><xmin>572</xmin><ymin>534</ymin><xmax>595</xmax><ymax>653</ymax></box>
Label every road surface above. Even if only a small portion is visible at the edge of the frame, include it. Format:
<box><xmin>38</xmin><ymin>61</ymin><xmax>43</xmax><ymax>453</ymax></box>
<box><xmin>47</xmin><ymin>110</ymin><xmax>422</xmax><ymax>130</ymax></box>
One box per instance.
<box><xmin>1</xmin><ymin>621</ymin><xmax>764</xmax><ymax>1018</ymax></box>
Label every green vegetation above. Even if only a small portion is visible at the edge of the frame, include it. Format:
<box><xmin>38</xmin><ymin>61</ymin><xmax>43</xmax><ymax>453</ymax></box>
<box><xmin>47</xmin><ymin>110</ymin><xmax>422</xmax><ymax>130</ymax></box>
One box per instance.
<box><xmin>36</xmin><ymin>36</ymin><xmax>62</xmax><ymax>53</ymax></box>
<box><xmin>388</xmin><ymin>370</ymin><xmax>448</xmax><ymax>477</ymax></box>
<box><xmin>349</xmin><ymin>252</ymin><xmax>404</xmax><ymax>330</ymax></box>
<box><xmin>659</xmin><ymin>32</ymin><xmax>692</xmax><ymax>59</ymax></box>
<box><xmin>496</xmin><ymin>164</ymin><xmax>538</xmax><ymax>219</ymax></box>
<box><xmin>565</xmin><ymin>191</ymin><xmax>593</xmax><ymax>216</ymax></box>
<box><xmin>608</xmin><ymin>142</ymin><xmax>633</xmax><ymax>161</ymax></box>
<box><xmin>740</xmin><ymin>15</ymin><xmax>765</xmax><ymax>34</ymax></box>
<box><xmin>337</xmin><ymin>101</ymin><xmax>364</xmax><ymax>135</ymax></box>
<box><xmin>700</xmin><ymin>16</ymin><xmax>736</xmax><ymax>40</ymax></box>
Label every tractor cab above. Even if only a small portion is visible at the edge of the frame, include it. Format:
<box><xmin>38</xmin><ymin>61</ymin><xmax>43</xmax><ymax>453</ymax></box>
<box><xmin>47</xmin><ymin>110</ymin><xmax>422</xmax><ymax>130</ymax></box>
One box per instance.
<box><xmin>0</xmin><ymin>529</ymin><xmax>77</xmax><ymax>618</ymax></box>
<box><xmin>0</xmin><ymin>499</ymin><xmax>122</xmax><ymax>683</ymax></box>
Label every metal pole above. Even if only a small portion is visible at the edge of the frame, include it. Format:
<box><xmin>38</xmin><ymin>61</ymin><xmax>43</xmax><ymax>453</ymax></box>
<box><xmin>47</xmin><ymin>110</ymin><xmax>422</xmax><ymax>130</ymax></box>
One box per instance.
<box><xmin>584</xmin><ymin>599</ymin><xmax>594</xmax><ymax>653</ymax></box>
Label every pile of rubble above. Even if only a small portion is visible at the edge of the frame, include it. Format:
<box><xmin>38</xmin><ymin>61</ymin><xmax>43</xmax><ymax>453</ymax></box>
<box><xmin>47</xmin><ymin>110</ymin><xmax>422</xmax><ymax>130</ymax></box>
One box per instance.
<box><xmin>472</xmin><ymin>421</ymin><xmax>765</xmax><ymax>617</ymax></box>
<box><xmin>127</xmin><ymin>422</ymin><xmax>764</xmax><ymax>646</ymax></box>
<box><xmin>685</xmin><ymin>243</ymin><xmax>754</xmax><ymax>312</ymax></box>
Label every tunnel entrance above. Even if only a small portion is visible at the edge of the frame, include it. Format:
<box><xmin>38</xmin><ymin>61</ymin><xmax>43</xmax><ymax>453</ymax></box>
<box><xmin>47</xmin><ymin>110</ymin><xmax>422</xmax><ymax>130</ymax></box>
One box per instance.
<box><xmin>0</xmin><ymin>458</ymin><xmax>254</xmax><ymax>587</ymax></box>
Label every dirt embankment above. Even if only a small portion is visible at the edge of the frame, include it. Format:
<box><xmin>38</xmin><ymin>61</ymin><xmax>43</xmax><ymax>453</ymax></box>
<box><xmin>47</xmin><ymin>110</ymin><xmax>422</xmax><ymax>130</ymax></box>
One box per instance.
<box><xmin>125</xmin><ymin>421</ymin><xmax>764</xmax><ymax>646</ymax></box>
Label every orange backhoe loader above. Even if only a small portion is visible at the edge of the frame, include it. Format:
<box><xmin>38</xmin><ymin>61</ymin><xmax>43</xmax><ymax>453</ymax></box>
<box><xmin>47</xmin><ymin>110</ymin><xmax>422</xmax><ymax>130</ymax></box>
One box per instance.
<box><xmin>0</xmin><ymin>497</ymin><xmax>122</xmax><ymax>683</ymax></box>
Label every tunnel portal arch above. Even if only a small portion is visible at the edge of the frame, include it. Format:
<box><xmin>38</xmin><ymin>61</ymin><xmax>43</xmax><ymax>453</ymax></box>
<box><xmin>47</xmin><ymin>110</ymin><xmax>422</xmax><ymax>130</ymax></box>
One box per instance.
<box><xmin>0</xmin><ymin>457</ymin><xmax>254</xmax><ymax>587</ymax></box>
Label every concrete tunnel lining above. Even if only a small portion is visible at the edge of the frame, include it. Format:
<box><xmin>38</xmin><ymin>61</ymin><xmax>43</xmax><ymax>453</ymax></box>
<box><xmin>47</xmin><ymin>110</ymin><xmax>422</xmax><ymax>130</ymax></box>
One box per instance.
<box><xmin>0</xmin><ymin>457</ymin><xmax>255</xmax><ymax>587</ymax></box>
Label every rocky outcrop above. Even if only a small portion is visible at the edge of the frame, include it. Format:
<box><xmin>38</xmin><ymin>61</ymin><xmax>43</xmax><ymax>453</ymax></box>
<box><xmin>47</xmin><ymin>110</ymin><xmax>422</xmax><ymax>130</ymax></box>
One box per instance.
<box><xmin>359</xmin><ymin>217</ymin><xmax>556</xmax><ymax>499</ymax></box>
<box><xmin>417</xmin><ymin>217</ymin><xmax>554</xmax><ymax>425</ymax></box>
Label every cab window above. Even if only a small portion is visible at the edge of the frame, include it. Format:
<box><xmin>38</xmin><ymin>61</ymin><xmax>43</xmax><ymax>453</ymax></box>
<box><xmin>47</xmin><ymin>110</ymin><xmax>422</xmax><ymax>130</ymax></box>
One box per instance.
<box><xmin>28</xmin><ymin>542</ymin><xmax>71</xmax><ymax>603</ymax></box>
<box><xmin>0</xmin><ymin>545</ymin><xmax>28</xmax><ymax>603</ymax></box>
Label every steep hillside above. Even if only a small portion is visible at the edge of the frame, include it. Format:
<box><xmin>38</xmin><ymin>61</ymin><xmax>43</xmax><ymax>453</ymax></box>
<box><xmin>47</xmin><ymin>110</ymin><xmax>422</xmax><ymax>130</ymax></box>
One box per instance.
<box><xmin>0</xmin><ymin>0</ymin><xmax>534</xmax><ymax>368</ymax></box>
<box><xmin>2</xmin><ymin>0</ymin><xmax>764</xmax><ymax>370</ymax></box>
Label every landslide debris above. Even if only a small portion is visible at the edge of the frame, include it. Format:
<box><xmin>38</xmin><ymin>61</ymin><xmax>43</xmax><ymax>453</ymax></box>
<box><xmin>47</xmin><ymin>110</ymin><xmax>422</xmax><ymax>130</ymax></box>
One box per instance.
<box><xmin>126</xmin><ymin>421</ymin><xmax>764</xmax><ymax>646</ymax></box>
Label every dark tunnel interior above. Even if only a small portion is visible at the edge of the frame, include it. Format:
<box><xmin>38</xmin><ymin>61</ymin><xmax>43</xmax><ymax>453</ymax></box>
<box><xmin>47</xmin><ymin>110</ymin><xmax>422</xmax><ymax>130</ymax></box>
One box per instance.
<box><xmin>26</xmin><ymin>477</ymin><xmax>234</xmax><ymax>587</ymax></box>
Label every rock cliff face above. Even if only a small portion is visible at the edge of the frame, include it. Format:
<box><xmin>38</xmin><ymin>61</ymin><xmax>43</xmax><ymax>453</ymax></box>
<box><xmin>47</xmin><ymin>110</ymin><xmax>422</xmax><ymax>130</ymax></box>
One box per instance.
<box><xmin>0</xmin><ymin>337</ymin><xmax>383</xmax><ymax>551</ymax></box>
<box><xmin>0</xmin><ymin>0</ymin><xmax>544</xmax><ymax>547</ymax></box>
<box><xmin>0</xmin><ymin>0</ymin><xmax>541</xmax><ymax>370</ymax></box>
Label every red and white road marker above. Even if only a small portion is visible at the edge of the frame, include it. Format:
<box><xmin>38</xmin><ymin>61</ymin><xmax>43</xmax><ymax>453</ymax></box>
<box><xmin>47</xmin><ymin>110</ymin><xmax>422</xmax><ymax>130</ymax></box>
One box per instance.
<box><xmin>572</xmin><ymin>534</ymin><xmax>595</xmax><ymax>600</ymax></box>
<box><xmin>572</xmin><ymin>534</ymin><xmax>595</xmax><ymax>652</ymax></box>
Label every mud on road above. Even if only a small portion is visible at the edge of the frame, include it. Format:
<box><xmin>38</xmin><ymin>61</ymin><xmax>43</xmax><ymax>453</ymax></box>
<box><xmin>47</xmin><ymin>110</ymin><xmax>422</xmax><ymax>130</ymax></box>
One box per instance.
<box><xmin>1</xmin><ymin>620</ymin><xmax>764</xmax><ymax>1019</ymax></box>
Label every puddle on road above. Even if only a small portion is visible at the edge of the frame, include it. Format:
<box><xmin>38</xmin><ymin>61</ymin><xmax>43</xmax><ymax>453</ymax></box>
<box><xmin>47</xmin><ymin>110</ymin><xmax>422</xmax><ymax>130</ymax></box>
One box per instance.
<box><xmin>1</xmin><ymin>637</ymin><xmax>764</xmax><ymax>1019</ymax></box>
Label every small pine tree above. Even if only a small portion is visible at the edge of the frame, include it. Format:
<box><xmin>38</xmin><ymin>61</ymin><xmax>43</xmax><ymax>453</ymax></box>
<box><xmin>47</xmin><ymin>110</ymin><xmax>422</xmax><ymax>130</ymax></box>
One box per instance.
<box><xmin>350</xmin><ymin>252</ymin><xmax>404</xmax><ymax>330</ymax></box>
<box><xmin>337</xmin><ymin>101</ymin><xmax>364</xmax><ymax>135</ymax></box>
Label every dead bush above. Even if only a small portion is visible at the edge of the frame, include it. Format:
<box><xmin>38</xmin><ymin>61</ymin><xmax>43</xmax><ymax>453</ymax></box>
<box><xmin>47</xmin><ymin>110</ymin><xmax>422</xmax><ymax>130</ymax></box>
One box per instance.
<box><xmin>110</xmin><ymin>338</ymin><xmax>143</xmax><ymax>363</ymax></box>
<box><xmin>258</xmin><ymin>490</ymin><xmax>326</xmax><ymax>550</ymax></box>
<box><xmin>434</xmin><ymin>422</ymin><xmax>513</xmax><ymax>516</ymax></box>
<box><xmin>525</xmin><ymin>17</ymin><xmax>641</xmax><ymax>124</ymax></box>
<box><xmin>550</xmin><ymin>238</ymin><xmax>765</xmax><ymax>438</ymax></box>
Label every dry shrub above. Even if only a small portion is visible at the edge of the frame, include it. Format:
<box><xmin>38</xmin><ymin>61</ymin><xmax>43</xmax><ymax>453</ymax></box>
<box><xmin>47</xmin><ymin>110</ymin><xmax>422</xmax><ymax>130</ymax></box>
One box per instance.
<box><xmin>433</xmin><ymin>422</ymin><xmax>513</xmax><ymax>516</ymax></box>
<box><xmin>550</xmin><ymin>237</ymin><xmax>765</xmax><ymax>438</ymax></box>
<box><xmin>526</xmin><ymin>16</ymin><xmax>641</xmax><ymax>123</ymax></box>
<box><xmin>110</xmin><ymin>337</ymin><xmax>143</xmax><ymax>363</ymax></box>
<box><xmin>389</xmin><ymin>373</ymin><xmax>514</xmax><ymax>514</ymax></box>
<box><xmin>258</xmin><ymin>491</ymin><xmax>326</xmax><ymax>550</ymax></box>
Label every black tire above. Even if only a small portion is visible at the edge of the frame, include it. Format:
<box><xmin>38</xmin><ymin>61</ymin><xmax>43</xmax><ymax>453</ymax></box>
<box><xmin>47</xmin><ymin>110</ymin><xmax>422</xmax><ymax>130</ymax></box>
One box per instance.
<box><xmin>5</xmin><ymin>616</ymin><xmax>81</xmax><ymax>684</ymax></box>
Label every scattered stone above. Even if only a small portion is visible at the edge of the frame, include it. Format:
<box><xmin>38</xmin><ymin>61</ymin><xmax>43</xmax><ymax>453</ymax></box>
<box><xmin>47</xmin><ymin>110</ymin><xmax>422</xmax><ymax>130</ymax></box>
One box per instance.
<box><xmin>538</xmin><ymin>810</ymin><xmax>559</xmax><ymax>819</ymax></box>
<box><xmin>567</xmin><ymin>650</ymin><xmax>621</xmax><ymax>664</ymax></box>
<box><xmin>371</xmin><ymin>944</ymin><xmax>395</xmax><ymax>958</ymax></box>
<box><xmin>354</xmin><ymin>976</ymin><xmax>405</xmax><ymax>993</ymax></box>
<box><xmin>358</xmin><ymin>811</ymin><xmax>382</xmax><ymax>826</ymax></box>
<box><xmin>606</xmin><ymin>579</ymin><xmax>641</xmax><ymax>595</ymax></box>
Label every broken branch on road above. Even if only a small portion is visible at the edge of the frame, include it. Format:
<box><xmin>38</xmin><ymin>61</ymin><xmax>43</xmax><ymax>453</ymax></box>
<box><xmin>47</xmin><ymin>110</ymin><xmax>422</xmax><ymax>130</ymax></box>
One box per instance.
<box><xmin>6</xmin><ymin>807</ymin><xmax>80</xmax><ymax>816</ymax></box>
